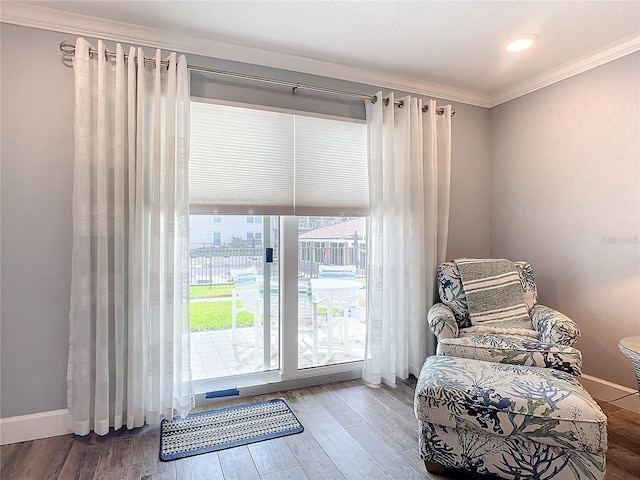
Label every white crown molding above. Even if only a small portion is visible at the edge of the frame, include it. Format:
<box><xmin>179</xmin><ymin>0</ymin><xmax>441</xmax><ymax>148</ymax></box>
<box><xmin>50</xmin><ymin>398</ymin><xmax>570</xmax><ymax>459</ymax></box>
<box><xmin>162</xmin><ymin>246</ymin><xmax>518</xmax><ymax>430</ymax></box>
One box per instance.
<box><xmin>2</xmin><ymin>2</ymin><xmax>638</xmax><ymax>110</ymax></box>
<box><xmin>489</xmin><ymin>33</ymin><xmax>640</xmax><ymax>107</ymax></box>
<box><xmin>0</xmin><ymin>1</ymin><xmax>492</xmax><ymax>107</ymax></box>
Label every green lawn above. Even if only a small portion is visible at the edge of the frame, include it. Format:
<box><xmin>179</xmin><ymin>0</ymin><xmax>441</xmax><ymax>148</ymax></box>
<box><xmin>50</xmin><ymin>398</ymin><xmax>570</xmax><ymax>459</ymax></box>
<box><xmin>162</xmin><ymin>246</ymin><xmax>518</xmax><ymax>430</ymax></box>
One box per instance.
<box><xmin>189</xmin><ymin>281</ymin><xmax>359</xmax><ymax>331</ymax></box>
<box><xmin>190</xmin><ymin>279</ymin><xmax>365</xmax><ymax>299</ymax></box>
<box><xmin>190</xmin><ymin>285</ymin><xmax>234</xmax><ymax>299</ymax></box>
<box><xmin>190</xmin><ymin>300</ymin><xmax>254</xmax><ymax>331</ymax></box>
<box><xmin>189</xmin><ymin>300</ymin><xmax>337</xmax><ymax>332</ymax></box>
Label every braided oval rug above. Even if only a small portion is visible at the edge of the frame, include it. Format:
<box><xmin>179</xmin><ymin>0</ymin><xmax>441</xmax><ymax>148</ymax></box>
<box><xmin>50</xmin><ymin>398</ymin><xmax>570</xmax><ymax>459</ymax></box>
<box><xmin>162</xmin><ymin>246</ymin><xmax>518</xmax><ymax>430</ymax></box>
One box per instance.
<box><xmin>159</xmin><ymin>398</ymin><xmax>304</xmax><ymax>461</ymax></box>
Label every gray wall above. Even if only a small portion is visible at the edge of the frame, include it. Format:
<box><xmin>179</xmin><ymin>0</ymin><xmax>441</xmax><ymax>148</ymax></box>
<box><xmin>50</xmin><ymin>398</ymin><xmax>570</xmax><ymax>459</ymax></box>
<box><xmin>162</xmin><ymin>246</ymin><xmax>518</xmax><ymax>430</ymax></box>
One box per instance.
<box><xmin>447</xmin><ymin>104</ymin><xmax>491</xmax><ymax>259</ymax></box>
<box><xmin>0</xmin><ymin>23</ymin><xmax>491</xmax><ymax>417</ymax></box>
<box><xmin>1</xmin><ymin>25</ymin><xmax>76</xmax><ymax>419</ymax></box>
<box><xmin>490</xmin><ymin>53</ymin><xmax>640</xmax><ymax>388</ymax></box>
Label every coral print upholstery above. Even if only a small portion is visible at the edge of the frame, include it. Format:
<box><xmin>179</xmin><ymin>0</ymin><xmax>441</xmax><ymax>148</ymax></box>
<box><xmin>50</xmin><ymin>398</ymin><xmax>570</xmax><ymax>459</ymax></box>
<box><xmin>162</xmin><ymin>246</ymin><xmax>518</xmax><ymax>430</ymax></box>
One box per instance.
<box><xmin>437</xmin><ymin>334</ymin><xmax>583</xmax><ymax>377</ymax></box>
<box><xmin>414</xmin><ymin>356</ymin><xmax>607</xmax><ymax>480</ymax></box>
<box><xmin>428</xmin><ymin>260</ymin><xmax>583</xmax><ymax>376</ymax></box>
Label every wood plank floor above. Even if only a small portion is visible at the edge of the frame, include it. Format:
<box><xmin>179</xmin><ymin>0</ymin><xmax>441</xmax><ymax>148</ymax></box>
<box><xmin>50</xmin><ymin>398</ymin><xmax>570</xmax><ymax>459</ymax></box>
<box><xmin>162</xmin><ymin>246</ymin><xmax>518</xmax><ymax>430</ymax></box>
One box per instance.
<box><xmin>2</xmin><ymin>377</ymin><xmax>639</xmax><ymax>480</ymax></box>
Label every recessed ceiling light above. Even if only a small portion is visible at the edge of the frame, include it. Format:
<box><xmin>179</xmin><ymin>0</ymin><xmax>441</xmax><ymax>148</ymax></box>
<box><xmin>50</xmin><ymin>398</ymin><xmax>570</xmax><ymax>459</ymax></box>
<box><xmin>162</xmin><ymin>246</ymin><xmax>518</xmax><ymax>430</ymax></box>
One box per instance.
<box><xmin>505</xmin><ymin>34</ymin><xmax>538</xmax><ymax>53</ymax></box>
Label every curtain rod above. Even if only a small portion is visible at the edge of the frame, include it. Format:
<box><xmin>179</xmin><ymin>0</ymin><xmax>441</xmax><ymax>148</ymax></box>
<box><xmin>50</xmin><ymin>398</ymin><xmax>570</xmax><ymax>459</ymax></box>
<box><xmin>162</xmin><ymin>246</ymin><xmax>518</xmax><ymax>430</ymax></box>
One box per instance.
<box><xmin>59</xmin><ymin>41</ymin><xmax>455</xmax><ymax>117</ymax></box>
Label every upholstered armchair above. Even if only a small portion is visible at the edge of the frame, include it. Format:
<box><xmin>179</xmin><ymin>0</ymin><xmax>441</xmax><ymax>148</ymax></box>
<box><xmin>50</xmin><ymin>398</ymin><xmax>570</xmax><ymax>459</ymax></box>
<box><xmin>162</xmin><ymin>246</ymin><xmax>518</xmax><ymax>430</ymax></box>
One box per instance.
<box><xmin>428</xmin><ymin>260</ymin><xmax>583</xmax><ymax>376</ymax></box>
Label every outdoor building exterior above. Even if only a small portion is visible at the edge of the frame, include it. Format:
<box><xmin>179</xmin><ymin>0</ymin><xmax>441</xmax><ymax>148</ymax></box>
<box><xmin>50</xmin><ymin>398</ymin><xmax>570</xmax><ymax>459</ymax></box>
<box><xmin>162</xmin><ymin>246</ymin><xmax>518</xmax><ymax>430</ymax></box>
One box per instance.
<box><xmin>299</xmin><ymin>217</ymin><xmax>366</xmax><ymax>278</ymax></box>
<box><xmin>189</xmin><ymin>214</ymin><xmax>271</xmax><ymax>247</ymax></box>
<box><xmin>189</xmin><ymin>215</ymin><xmax>366</xmax><ymax>285</ymax></box>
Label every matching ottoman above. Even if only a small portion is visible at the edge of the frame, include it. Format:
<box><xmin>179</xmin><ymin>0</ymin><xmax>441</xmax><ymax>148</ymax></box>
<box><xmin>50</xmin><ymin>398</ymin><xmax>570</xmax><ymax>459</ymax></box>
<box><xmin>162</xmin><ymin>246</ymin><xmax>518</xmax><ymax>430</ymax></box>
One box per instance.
<box><xmin>414</xmin><ymin>356</ymin><xmax>607</xmax><ymax>480</ymax></box>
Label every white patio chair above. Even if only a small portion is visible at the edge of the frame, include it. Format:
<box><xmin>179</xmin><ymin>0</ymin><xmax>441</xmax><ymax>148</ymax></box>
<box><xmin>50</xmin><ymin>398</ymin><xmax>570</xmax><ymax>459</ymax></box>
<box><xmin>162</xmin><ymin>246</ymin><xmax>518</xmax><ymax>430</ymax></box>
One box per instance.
<box><xmin>316</xmin><ymin>265</ymin><xmax>365</xmax><ymax>353</ymax></box>
<box><xmin>297</xmin><ymin>278</ymin><xmax>322</xmax><ymax>366</ymax></box>
<box><xmin>231</xmin><ymin>268</ymin><xmax>322</xmax><ymax>366</ymax></box>
<box><xmin>230</xmin><ymin>267</ymin><xmax>263</xmax><ymax>352</ymax></box>
<box><xmin>318</xmin><ymin>264</ymin><xmax>357</xmax><ymax>279</ymax></box>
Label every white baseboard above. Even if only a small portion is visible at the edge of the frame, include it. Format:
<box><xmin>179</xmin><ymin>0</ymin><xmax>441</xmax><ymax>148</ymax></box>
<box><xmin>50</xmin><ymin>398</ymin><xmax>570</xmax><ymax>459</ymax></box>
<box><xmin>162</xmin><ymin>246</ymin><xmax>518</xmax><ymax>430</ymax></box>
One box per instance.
<box><xmin>0</xmin><ymin>409</ymin><xmax>71</xmax><ymax>445</ymax></box>
<box><xmin>580</xmin><ymin>374</ymin><xmax>640</xmax><ymax>414</ymax></box>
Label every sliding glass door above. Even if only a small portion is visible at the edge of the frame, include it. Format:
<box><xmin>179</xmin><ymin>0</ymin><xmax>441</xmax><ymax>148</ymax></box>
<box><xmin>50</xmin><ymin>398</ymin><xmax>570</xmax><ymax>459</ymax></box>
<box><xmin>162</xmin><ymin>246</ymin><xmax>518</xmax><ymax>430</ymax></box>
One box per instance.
<box><xmin>297</xmin><ymin>216</ymin><xmax>366</xmax><ymax>369</ymax></box>
<box><xmin>189</xmin><ymin>215</ymin><xmax>279</xmax><ymax>382</ymax></box>
<box><xmin>188</xmin><ymin>98</ymin><xmax>368</xmax><ymax>395</ymax></box>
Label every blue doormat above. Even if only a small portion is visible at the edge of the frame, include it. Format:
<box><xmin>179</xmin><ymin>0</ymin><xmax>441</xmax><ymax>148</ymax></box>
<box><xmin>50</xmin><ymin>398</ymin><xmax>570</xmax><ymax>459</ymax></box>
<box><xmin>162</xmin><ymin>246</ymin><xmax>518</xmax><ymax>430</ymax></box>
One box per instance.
<box><xmin>159</xmin><ymin>398</ymin><xmax>304</xmax><ymax>461</ymax></box>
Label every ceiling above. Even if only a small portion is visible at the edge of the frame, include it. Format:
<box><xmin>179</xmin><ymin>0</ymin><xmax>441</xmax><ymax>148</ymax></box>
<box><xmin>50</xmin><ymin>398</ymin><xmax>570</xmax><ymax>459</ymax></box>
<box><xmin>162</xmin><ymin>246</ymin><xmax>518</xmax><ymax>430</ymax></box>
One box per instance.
<box><xmin>2</xmin><ymin>1</ymin><xmax>640</xmax><ymax>107</ymax></box>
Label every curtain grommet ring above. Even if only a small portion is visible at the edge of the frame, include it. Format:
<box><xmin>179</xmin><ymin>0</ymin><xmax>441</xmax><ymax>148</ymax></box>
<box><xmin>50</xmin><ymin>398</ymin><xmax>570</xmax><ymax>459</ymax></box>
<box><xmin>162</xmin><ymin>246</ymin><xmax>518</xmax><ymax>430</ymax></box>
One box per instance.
<box><xmin>60</xmin><ymin>41</ymin><xmax>76</xmax><ymax>56</ymax></box>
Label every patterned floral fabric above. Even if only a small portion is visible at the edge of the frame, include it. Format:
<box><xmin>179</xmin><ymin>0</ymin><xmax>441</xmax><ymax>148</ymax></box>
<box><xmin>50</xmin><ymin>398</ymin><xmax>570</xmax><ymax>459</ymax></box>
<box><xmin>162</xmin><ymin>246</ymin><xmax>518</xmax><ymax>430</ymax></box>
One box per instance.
<box><xmin>437</xmin><ymin>334</ymin><xmax>583</xmax><ymax>376</ymax></box>
<box><xmin>418</xmin><ymin>421</ymin><xmax>605</xmax><ymax>480</ymax></box>
<box><xmin>515</xmin><ymin>261</ymin><xmax>538</xmax><ymax>311</ymax></box>
<box><xmin>431</xmin><ymin>260</ymin><xmax>581</xmax><ymax>374</ymax></box>
<box><xmin>427</xmin><ymin>304</ymin><xmax>458</xmax><ymax>339</ymax></box>
<box><xmin>414</xmin><ymin>356</ymin><xmax>607</xmax><ymax>480</ymax></box>
<box><xmin>531</xmin><ymin>305</ymin><xmax>581</xmax><ymax>347</ymax></box>
<box><xmin>437</xmin><ymin>262</ymin><xmax>470</xmax><ymax>325</ymax></box>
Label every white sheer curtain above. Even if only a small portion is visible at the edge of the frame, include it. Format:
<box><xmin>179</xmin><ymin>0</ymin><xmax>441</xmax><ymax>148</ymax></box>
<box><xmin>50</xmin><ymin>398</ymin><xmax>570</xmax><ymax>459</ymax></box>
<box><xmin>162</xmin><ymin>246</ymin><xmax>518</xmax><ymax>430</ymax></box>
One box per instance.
<box><xmin>363</xmin><ymin>93</ymin><xmax>451</xmax><ymax>386</ymax></box>
<box><xmin>67</xmin><ymin>38</ymin><xmax>193</xmax><ymax>436</ymax></box>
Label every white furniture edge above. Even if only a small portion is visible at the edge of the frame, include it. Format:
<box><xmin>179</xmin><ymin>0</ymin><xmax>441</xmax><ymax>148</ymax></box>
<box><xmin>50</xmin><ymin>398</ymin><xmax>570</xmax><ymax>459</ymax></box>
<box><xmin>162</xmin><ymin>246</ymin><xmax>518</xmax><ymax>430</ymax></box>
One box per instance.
<box><xmin>0</xmin><ymin>372</ymin><xmax>636</xmax><ymax>445</ymax></box>
<box><xmin>2</xmin><ymin>2</ymin><xmax>639</xmax><ymax>108</ymax></box>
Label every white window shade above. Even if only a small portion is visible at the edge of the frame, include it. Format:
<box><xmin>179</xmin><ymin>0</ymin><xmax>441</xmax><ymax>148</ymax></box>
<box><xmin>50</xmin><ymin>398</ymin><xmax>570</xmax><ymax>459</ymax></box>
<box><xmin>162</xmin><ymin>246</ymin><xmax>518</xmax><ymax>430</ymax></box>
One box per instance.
<box><xmin>189</xmin><ymin>100</ymin><xmax>368</xmax><ymax>215</ymax></box>
<box><xmin>190</xmin><ymin>102</ymin><xmax>295</xmax><ymax>214</ymax></box>
<box><xmin>294</xmin><ymin>115</ymin><xmax>368</xmax><ymax>215</ymax></box>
